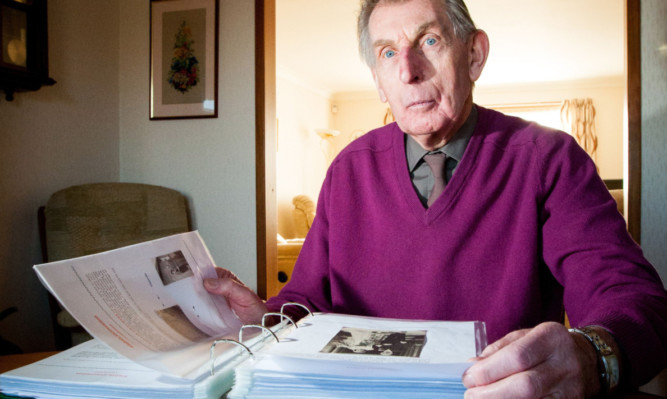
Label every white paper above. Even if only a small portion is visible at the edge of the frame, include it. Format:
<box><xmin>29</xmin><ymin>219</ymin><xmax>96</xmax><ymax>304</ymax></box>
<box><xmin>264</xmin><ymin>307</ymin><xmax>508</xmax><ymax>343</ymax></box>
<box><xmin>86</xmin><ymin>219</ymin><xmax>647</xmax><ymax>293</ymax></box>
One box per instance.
<box><xmin>0</xmin><ymin>339</ymin><xmax>233</xmax><ymax>399</ymax></box>
<box><xmin>33</xmin><ymin>231</ymin><xmax>243</xmax><ymax>378</ymax></box>
<box><xmin>228</xmin><ymin>313</ymin><xmax>480</xmax><ymax>398</ymax></box>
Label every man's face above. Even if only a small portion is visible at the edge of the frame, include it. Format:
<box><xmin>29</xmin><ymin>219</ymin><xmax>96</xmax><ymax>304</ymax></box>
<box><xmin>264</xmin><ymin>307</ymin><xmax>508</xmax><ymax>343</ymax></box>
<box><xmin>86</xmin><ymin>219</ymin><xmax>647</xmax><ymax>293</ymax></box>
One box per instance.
<box><xmin>369</xmin><ymin>0</ymin><xmax>483</xmax><ymax>147</ymax></box>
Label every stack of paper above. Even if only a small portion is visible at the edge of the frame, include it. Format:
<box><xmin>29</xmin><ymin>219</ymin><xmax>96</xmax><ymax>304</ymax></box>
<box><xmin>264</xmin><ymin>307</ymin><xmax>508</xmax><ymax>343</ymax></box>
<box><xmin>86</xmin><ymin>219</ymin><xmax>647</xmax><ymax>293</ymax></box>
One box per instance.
<box><xmin>0</xmin><ymin>339</ymin><xmax>235</xmax><ymax>399</ymax></box>
<box><xmin>230</xmin><ymin>355</ymin><xmax>469</xmax><ymax>398</ymax></box>
<box><xmin>227</xmin><ymin>313</ymin><xmax>485</xmax><ymax>399</ymax></box>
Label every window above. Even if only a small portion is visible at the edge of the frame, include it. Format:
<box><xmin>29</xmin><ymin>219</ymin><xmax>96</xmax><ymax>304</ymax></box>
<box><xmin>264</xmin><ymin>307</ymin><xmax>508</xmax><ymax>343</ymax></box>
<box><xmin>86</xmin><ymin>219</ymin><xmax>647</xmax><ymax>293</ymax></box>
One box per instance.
<box><xmin>487</xmin><ymin>102</ymin><xmax>566</xmax><ymax>133</ymax></box>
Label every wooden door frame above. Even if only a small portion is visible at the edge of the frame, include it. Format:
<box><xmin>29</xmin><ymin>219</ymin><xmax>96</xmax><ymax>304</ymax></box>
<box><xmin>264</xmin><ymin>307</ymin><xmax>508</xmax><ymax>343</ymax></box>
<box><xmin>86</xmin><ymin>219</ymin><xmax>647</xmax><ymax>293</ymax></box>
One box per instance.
<box><xmin>254</xmin><ymin>1</ymin><xmax>643</xmax><ymax>294</ymax></box>
<box><xmin>255</xmin><ymin>0</ymin><xmax>276</xmax><ymax>299</ymax></box>
<box><xmin>626</xmin><ymin>0</ymin><xmax>641</xmax><ymax>243</ymax></box>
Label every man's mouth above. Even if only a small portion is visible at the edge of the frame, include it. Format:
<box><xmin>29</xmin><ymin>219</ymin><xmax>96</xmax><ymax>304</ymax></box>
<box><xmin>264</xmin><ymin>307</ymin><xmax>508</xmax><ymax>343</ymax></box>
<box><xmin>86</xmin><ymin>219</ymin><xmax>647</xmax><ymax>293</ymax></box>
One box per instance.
<box><xmin>406</xmin><ymin>99</ymin><xmax>435</xmax><ymax>109</ymax></box>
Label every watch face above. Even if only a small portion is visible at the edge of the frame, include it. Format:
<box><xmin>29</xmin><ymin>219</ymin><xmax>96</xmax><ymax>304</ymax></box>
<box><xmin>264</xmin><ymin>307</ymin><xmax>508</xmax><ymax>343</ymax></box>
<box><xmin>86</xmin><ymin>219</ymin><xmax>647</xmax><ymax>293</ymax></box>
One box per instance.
<box><xmin>605</xmin><ymin>354</ymin><xmax>620</xmax><ymax>390</ymax></box>
<box><xmin>1</xmin><ymin>5</ymin><xmax>28</xmax><ymax>69</ymax></box>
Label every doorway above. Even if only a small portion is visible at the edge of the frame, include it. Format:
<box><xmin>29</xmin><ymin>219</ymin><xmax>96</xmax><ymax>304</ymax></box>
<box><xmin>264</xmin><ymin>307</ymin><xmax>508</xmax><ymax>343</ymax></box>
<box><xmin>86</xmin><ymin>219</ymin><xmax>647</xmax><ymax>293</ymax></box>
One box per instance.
<box><xmin>255</xmin><ymin>0</ymin><xmax>642</xmax><ymax>295</ymax></box>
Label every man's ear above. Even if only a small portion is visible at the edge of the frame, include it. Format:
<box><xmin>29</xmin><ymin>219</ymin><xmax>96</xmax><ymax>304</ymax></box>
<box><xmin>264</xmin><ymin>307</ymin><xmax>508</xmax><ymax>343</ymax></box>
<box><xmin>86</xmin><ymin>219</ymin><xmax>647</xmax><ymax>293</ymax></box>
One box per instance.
<box><xmin>468</xmin><ymin>30</ymin><xmax>489</xmax><ymax>82</ymax></box>
<box><xmin>371</xmin><ymin>69</ymin><xmax>388</xmax><ymax>103</ymax></box>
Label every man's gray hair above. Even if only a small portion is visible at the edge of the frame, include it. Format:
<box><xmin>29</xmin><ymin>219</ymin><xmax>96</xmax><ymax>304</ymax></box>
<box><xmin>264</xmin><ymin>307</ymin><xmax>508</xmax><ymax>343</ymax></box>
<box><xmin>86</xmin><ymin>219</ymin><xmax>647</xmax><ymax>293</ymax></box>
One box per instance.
<box><xmin>357</xmin><ymin>0</ymin><xmax>477</xmax><ymax>67</ymax></box>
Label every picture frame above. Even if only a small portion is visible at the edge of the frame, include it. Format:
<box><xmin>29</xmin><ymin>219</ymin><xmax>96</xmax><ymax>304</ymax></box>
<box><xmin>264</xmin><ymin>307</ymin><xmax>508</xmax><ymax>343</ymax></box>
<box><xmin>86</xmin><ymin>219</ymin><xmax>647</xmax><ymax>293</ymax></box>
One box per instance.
<box><xmin>0</xmin><ymin>0</ymin><xmax>55</xmax><ymax>101</ymax></box>
<box><xmin>150</xmin><ymin>0</ymin><xmax>218</xmax><ymax>120</ymax></box>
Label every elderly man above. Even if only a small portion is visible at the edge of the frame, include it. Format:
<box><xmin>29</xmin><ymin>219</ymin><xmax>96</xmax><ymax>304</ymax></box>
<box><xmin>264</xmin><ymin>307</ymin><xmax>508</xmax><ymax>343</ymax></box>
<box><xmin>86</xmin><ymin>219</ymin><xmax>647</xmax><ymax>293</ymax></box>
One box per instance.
<box><xmin>205</xmin><ymin>0</ymin><xmax>667</xmax><ymax>397</ymax></box>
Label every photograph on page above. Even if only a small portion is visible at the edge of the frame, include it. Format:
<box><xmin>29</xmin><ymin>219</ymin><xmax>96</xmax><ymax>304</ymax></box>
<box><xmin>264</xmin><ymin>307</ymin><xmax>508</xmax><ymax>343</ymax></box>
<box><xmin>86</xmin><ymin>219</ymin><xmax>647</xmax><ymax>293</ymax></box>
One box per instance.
<box><xmin>263</xmin><ymin>313</ymin><xmax>483</xmax><ymax>364</ymax></box>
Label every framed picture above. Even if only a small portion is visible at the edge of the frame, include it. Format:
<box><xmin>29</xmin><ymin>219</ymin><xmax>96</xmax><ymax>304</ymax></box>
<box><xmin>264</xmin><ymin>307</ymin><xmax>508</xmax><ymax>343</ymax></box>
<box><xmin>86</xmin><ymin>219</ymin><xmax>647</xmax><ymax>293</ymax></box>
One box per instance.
<box><xmin>150</xmin><ymin>0</ymin><xmax>218</xmax><ymax>120</ymax></box>
<box><xmin>0</xmin><ymin>0</ymin><xmax>55</xmax><ymax>101</ymax></box>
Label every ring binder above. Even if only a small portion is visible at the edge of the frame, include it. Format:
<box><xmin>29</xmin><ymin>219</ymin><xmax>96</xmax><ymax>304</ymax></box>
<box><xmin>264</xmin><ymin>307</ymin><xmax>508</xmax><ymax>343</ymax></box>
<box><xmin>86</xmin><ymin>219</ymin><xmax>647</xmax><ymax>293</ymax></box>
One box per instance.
<box><xmin>209</xmin><ymin>302</ymin><xmax>312</xmax><ymax>376</ymax></box>
<box><xmin>262</xmin><ymin>312</ymin><xmax>297</xmax><ymax>328</ymax></box>
<box><xmin>280</xmin><ymin>302</ymin><xmax>313</xmax><ymax>317</ymax></box>
<box><xmin>209</xmin><ymin>339</ymin><xmax>253</xmax><ymax>376</ymax></box>
<box><xmin>1</xmin><ymin>304</ymin><xmax>485</xmax><ymax>399</ymax></box>
<box><xmin>239</xmin><ymin>324</ymin><xmax>280</xmax><ymax>344</ymax></box>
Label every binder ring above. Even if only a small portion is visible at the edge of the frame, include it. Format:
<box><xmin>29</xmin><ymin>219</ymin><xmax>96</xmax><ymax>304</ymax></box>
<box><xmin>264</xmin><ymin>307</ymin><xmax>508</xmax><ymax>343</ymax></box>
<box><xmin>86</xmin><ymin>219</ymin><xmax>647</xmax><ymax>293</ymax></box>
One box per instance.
<box><xmin>209</xmin><ymin>338</ymin><xmax>253</xmax><ymax>376</ymax></box>
<box><xmin>281</xmin><ymin>302</ymin><xmax>313</xmax><ymax>317</ymax></box>
<box><xmin>262</xmin><ymin>312</ymin><xmax>297</xmax><ymax>328</ymax></box>
<box><xmin>239</xmin><ymin>324</ymin><xmax>279</xmax><ymax>344</ymax></box>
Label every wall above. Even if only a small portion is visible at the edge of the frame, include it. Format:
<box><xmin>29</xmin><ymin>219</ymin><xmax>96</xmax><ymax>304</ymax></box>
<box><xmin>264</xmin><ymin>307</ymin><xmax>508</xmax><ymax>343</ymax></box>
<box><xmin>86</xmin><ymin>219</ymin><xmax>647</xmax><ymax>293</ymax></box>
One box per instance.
<box><xmin>274</xmin><ymin>87</ymin><xmax>386</xmax><ymax>239</ymax></box>
<box><xmin>0</xmin><ymin>0</ymin><xmax>120</xmax><ymax>352</ymax></box>
<box><xmin>275</xmin><ymin>74</ymin><xmax>330</xmax><ymax>238</ymax></box>
<box><xmin>331</xmin><ymin>91</ymin><xmax>391</xmax><ymax>150</ymax></box>
<box><xmin>118</xmin><ymin>0</ymin><xmax>258</xmax><ymax>288</ymax></box>
<box><xmin>641</xmin><ymin>0</ymin><xmax>667</xmax><ymax>285</ymax></box>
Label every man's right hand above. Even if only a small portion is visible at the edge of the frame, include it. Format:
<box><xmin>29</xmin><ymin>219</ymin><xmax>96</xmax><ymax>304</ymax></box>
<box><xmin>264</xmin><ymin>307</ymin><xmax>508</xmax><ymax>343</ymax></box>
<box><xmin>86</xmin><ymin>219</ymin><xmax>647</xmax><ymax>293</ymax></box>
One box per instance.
<box><xmin>204</xmin><ymin>267</ymin><xmax>268</xmax><ymax>326</ymax></box>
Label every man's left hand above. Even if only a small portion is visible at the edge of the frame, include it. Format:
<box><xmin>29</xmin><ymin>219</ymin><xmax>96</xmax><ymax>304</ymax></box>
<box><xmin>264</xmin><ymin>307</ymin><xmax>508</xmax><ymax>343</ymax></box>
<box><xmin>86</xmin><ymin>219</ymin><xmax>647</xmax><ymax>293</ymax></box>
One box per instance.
<box><xmin>462</xmin><ymin>321</ymin><xmax>599</xmax><ymax>398</ymax></box>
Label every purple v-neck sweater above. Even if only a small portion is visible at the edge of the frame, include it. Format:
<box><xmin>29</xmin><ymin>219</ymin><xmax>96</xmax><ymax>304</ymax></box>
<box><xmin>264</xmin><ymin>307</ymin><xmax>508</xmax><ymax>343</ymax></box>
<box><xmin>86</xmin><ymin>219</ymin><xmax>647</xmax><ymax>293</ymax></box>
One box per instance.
<box><xmin>267</xmin><ymin>106</ymin><xmax>666</xmax><ymax>385</ymax></box>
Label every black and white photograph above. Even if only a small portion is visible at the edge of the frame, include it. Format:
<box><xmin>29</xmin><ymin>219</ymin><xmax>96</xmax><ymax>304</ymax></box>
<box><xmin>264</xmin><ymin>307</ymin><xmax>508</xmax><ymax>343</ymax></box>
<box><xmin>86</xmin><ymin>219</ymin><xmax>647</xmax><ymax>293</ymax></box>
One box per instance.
<box><xmin>320</xmin><ymin>327</ymin><xmax>426</xmax><ymax>358</ymax></box>
<box><xmin>155</xmin><ymin>250</ymin><xmax>193</xmax><ymax>286</ymax></box>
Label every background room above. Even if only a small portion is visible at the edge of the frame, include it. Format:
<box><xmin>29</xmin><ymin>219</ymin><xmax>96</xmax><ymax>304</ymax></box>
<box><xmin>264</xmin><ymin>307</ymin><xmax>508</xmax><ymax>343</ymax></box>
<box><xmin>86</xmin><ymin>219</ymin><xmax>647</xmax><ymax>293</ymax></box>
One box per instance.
<box><xmin>0</xmin><ymin>1</ymin><xmax>665</xmax><ymax>363</ymax></box>
<box><xmin>270</xmin><ymin>0</ymin><xmax>632</xmax><ymax>297</ymax></box>
<box><xmin>274</xmin><ymin>0</ymin><xmax>625</xmax><ymax>241</ymax></box>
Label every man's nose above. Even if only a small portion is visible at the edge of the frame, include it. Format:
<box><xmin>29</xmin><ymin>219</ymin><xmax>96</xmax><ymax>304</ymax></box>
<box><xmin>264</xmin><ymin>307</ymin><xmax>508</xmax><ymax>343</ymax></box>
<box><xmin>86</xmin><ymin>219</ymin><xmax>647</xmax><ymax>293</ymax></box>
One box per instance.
<box><xmin>398</xmin><ymin>47</ymin><xmax>423</xmax><ymax>84</ymax></box>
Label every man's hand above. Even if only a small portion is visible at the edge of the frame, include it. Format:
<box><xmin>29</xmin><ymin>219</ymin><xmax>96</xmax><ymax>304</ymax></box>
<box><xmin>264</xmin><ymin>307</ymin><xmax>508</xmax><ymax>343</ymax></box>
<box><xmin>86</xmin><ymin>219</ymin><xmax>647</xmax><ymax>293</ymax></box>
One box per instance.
<box><xmin>204</xmin><ymin>267</ymin><xmax>268</xmax><ymax>326</ymax></box>
<box><xmin>462</xmin><ymin>322</ymin><xmax>601</xmax><ymax>398</ymax></box>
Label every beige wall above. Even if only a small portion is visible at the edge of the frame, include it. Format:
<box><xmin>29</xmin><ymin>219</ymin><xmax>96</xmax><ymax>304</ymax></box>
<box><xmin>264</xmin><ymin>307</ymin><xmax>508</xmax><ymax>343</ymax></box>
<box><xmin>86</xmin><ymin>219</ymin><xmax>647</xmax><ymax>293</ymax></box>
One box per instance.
<box><xmin>118</xmin><ymin>0</ymin><xmax>258</xmax><ymax>288</ymax></box>
<box><xmin>331</xmin><ymin>91</ymin><xmax>392</xmax><ymax>148</ymax></box>
<box><xmin>0</xmin><ymin>0</ymin><xmax>120</xmax><ymax>352</ymax></box>
<box><xmin>0</xmin><ymin>0</ymin><xmax>258</xmax><ymax>353</ymax></box>
<box><xmin>275</xmin><ymin>75</ymin><xmax>330</xmax><ymax>238</ymax></box>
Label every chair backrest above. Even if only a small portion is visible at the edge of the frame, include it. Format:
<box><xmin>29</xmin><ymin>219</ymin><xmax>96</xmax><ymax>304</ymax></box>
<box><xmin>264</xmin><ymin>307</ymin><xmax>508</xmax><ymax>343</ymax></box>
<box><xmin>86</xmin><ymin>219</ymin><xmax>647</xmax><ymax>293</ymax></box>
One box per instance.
<box><xmin>42</xmin><ymin>183</ymin><xmax>191</xmax><ymax>261</ymax></box>
<box><xmin>292</xmin><ymin>195</ymin><xmax>315</xmax><ymax>238</ymax></box>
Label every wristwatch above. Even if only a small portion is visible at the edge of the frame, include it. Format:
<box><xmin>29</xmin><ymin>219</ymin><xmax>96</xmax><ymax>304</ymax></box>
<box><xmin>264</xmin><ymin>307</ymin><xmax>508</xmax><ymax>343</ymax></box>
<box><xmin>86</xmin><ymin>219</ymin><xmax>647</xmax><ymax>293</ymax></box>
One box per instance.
<box><xmin>569</xmin><ymin>327</ymin><xmax>620</xmax><ymax>395</ymax></box>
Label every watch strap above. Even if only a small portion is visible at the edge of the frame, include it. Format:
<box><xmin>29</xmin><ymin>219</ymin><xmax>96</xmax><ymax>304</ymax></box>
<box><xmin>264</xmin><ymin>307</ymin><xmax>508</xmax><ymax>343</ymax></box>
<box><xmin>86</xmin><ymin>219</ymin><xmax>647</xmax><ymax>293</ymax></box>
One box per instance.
<box><xmin>569</xmin><ymin>327</ymin><xmax>620</xmax><ymax>395</ymax></box>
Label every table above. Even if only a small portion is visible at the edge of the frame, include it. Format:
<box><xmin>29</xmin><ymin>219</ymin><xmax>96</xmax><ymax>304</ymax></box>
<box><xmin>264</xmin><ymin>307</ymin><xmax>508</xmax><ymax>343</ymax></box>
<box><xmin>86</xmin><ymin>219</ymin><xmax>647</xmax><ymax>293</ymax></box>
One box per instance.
<box><xmin>0</xmin><ymin>352</ymin><xmax>663</xmax><ymax>398</ymax></box>
<box><xmin>0</xmin><ymin>352</ymin><xmax>57</xmax><ymax>374</ymax></box>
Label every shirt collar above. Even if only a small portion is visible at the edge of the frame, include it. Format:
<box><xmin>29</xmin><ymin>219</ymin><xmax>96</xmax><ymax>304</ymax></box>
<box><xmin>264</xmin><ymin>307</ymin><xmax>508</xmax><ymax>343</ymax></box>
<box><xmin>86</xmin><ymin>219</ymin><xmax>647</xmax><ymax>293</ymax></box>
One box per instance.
<box><xmin>406</xmin><ymin>105</ymin><xmax>478</xmax><ymax>172</ymax></box>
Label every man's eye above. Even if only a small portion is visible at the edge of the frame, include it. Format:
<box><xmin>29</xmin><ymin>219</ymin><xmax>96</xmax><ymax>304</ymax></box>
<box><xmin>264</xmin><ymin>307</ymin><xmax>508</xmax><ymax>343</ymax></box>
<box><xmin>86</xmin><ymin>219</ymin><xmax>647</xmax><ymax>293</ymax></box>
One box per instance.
<box><xmin>383</xmin><ymin>50</ymin><xmax>396</xmax><ymax>58</ymax></box>
<box><xmin>425</xmin><ymin>37</ymin><xmax>437</xmax><ymax>46</ymax></box>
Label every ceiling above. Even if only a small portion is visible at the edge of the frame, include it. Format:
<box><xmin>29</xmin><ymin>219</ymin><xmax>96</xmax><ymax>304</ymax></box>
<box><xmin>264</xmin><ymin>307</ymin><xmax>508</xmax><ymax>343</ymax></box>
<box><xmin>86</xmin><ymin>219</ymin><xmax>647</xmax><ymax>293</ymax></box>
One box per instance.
<box><xmin>276</xmin><ymin>0</ymin><xmax>625</xmax><ymax>94</ymax></box>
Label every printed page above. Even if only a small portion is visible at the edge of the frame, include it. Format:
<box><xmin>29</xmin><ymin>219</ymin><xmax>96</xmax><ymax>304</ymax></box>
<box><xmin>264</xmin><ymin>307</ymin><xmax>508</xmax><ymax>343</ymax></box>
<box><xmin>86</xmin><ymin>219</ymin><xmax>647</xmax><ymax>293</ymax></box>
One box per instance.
<box><xmin>33</xmin><ymin>231</ymin><xmax>243</xmax><ymax>377</ymax></box>
<box><xmin>264</xmin><ymin>313</ymin><xmax>481</xmax><ymax>364</ymax></box>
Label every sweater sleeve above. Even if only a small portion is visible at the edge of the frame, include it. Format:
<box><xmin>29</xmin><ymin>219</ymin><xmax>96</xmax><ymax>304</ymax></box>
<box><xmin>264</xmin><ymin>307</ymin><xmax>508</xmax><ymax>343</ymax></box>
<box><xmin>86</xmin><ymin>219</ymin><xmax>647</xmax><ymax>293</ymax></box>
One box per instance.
<box><xmin>537</xmin><ymin>132</ymin><xmax>667</xmax><ymax>387</ymax></box>
<box><xmin>265</xmin><ymin>167</ymin><xmax>335</xmax><ymax>318</ymax></box>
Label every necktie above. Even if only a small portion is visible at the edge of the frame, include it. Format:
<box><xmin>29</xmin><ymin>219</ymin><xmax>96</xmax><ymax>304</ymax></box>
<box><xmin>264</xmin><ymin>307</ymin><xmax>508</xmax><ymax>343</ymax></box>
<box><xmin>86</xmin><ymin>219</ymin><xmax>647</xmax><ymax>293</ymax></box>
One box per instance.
<box><xmin>423</xmin><ymin>152</ymin><xmax>447</xmax><ymax>207</ymax></box>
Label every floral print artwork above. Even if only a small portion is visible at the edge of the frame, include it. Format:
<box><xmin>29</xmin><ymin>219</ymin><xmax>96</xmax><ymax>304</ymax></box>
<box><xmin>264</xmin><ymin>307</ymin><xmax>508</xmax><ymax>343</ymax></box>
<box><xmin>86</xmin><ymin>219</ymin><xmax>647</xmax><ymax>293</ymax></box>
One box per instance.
<box><xmin>168</xmin><ymin>21</ymin><xmax>200</xmax><ymax>93</ymax></box>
